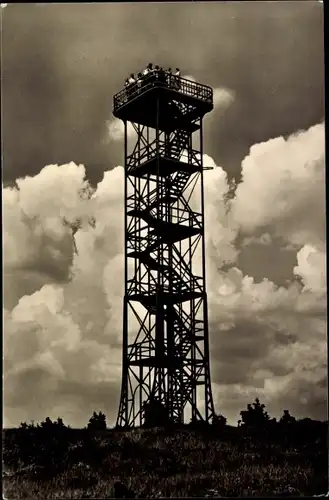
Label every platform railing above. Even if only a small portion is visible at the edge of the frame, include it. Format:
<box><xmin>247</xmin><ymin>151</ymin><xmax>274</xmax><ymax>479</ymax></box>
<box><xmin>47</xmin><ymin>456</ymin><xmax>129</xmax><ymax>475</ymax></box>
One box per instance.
<box><xmin>113</xmin><ymin>71</ymin><xmax>213</xmax><ymax>112</ymax></box>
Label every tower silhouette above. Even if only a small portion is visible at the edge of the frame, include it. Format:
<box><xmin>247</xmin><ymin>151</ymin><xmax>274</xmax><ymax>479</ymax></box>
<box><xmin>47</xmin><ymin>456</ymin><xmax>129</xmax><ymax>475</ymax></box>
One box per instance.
<box><xmin>113</xmin><ymin>69</ymin><xmax>215</xmax><ymax>427</ymax></box>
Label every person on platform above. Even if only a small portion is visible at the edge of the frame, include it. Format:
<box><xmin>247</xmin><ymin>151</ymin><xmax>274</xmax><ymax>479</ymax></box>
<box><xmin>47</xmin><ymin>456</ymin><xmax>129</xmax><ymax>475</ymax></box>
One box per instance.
<box><xmin>137</xmin><ymin>72</ymin><xmax>143</xmax><ymax>92</ymax></box>
<box><xmin>128</xmin><ymin>73</ymin><xmax>136</xmax><ymax>85</ymax></box>
<box><xmin>127</xmin><ymin>73</ymin><xmax>136</xmax><ymax>98</ymax></box>
<box><xmin>143</xmin><ymin>63</ymin><xmax>151</xmax><ymax>76</ymax></box>
<box><xmin>146</xmin><ymin>63</ymin><xmax>156</xmax><ymax>84</ymax></box>
<box><xmin>153</xmin><ymin>65</ymin><xmax>160</xmax><ymax>85</ymax></box>
<box><xmin>158</xmin><ymin>66</ymin><xmax>166</xmax><ymax>85</ymax></box>
<box><xmin>167</xmin><ymin>67</ymin><xmax>172</xmax><ymax>85</ymax></box>
<box><xmin>174</xmin><ymin>67</ymin><xmax>181</xmax><ymax>90</ymax></box>
<box><xmin>142</xmin><ymin>65</ymin><xmax>151</xmax><ymax>88</ymax></box>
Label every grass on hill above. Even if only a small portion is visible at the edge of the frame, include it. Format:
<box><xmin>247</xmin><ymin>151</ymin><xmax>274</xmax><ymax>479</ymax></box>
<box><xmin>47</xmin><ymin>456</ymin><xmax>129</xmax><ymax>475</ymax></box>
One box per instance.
<box><xmin>2</xmin><ymin>423</ymin><xmax>328</xmax><ymax>498</ymax></box>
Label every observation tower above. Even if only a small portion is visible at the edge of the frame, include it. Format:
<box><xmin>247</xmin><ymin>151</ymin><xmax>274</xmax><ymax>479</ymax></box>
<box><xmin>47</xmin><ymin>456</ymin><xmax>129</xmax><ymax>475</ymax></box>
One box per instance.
<box><xmin>113</xmin><ymin>69</ymin><xmax>215</xmax><ymax>427</ymax></box>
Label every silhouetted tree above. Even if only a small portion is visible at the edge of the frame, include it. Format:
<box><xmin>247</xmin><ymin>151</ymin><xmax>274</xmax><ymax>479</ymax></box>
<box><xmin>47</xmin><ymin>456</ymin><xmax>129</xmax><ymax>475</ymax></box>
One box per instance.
<box><xmin>41</xmin><ymin>417</ymin><xmax>53</xmax><ymax>429</ymax></box>
<box><xmin>87</xmin><ymin>411</ymin><xmax>107</xmax><ymax>430</ymax></box>
<box><xmin>279</xmin><ymin>410</ymin><xmax>296</xmax><ymax>426</ymax></box>
<box><xmin>240</xmin><ymin>398</ymin><xmax>270</xmax><ymax>428</ymax></box>
<box><xmin>56</xmin><ymin>417</ymin><xmax>65</xmax><ymax>427</ymax></box>
<box><xmin>212</xmin><ymin>413</ymin><xmax>227</xmax><ymax>429</ymax></box>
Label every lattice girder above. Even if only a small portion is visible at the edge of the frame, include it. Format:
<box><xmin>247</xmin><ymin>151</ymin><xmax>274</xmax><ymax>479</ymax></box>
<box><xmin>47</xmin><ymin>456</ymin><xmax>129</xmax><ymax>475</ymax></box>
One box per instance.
<box><xmin>115</xmin><ymin>74</ymin><xmax>215</xmax><ymax>428</ymax></box>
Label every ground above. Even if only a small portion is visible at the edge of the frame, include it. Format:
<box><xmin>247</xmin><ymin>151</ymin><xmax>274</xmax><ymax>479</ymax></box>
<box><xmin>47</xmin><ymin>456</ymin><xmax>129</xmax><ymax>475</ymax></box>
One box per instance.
<box><xmin>2</xmin><ymin>423</ymin><xmax>328</xmax><ymax>498</ymax></box>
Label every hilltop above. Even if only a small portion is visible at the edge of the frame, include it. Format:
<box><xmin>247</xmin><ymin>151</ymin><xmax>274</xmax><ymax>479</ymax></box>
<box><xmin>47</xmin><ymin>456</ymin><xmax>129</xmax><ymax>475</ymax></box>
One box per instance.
<box><xmin>3</xmin><ymin>418</ymin><xmax>328</xmax><ymax>498</ymax></box>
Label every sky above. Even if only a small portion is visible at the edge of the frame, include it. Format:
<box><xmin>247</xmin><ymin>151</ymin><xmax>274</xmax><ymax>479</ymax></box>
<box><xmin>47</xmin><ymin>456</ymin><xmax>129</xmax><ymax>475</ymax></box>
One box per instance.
<box><xmin>2</xmin><ymin>2</ymin><xmax>326</xmax><ymax>428</ymax></box>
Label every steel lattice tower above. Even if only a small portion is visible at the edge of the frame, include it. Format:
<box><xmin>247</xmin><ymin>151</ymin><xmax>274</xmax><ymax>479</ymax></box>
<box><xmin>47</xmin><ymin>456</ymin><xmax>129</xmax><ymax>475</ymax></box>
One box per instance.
<box><xmin>113</xmin><ymin>70</ymin><xmax>215</xmax><ymax>427</ymax></box>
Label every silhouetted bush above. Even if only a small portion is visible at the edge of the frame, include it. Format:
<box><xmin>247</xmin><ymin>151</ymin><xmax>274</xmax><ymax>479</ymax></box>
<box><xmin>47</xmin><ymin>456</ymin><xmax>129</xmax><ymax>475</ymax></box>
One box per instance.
<box><xmin>279</xmin><ymin>410</ymin><xmax>296</xmax><ymax>426</ymax></box>
<box><xmin>212</xmin><ymin>413</ymin><xmax>227</xmax><ymax>429</ymax></box>
<box><xmin>3</xmin><ymin>417</ymin><xmax>70</xmax><ymax>473</ymax></box>
<box><xmin>240</xmin><ymin>398</ymin><xmax>270</xmax><ymax>429</ymax></box>
<box><xmin>87</xmin><ymin>411</ymin><xmax>107</xmax><ymax>431</ymax></box>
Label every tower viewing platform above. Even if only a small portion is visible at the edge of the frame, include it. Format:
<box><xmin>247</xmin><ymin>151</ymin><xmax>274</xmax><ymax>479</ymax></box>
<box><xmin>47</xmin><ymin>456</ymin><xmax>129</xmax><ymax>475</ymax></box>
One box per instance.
<box><xmin>113</xmin><ymin>70</ymin><xmax>213</xmax><ymax>131</ymax></box>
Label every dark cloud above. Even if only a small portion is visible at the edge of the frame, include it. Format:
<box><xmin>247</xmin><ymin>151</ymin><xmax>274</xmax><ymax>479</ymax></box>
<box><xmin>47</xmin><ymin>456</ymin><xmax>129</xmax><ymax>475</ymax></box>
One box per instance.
<box><xmin>237</xmin><ymin>241</ymin><xmax>298</xmax><ymax>286</ymax></box>
<box><xmin>4</xmin><ymin>268</ymin><xmax>55</xmax><ymax>310</ymax></box>
<box><xmin>210</xmin><ymin>320</ymin><xmax>286</xmax><ymax>387</ymax></box>
<box><xmin>3</xmin><ymin>2</ymin><xmax>324</xmax><ymax>184</ymax></box>
<box><xmin>270</xmin><ymin>375</ymin><xmax>328</xmax><ymax>422</ymax></box>
<box><xmin>4</xmin><ymin>368</ymin><xmax>59</xmax><ymax>410</ymax></box>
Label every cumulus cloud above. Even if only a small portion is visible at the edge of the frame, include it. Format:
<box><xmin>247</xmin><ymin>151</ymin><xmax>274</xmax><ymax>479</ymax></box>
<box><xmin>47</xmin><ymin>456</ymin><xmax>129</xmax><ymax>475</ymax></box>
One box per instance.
<box><xmin>3</xmin><ymin>163</ymin><xmax>126</xmax><ymax>425</ymax></box>
<box><xmin>105</xmin><ymin>118</ymin><xmax>135</xmax><ymax>143</ymax></box>
<box><xmin>3</xmin><ymin>122</ymin><xmax>327</xmax><ymax>427</ymax></box>
<box><xmin>205</xmin><ymin>123</ymin><xmax>326</xmax><ymax>423</ymax></box>
<box><xmin>213</xmin><ymin>87</ymin><xmax>235</xmax><ymax>112</ymax></box>
<box><xmin>293</xmin><ymin>244</ymin><xmax>326</xmax><ymax>293</ymax></box>
<box><xmin>232</xmin><ymin>122</ymin><xmax>325</xmax><ymax>249</ymax></box>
